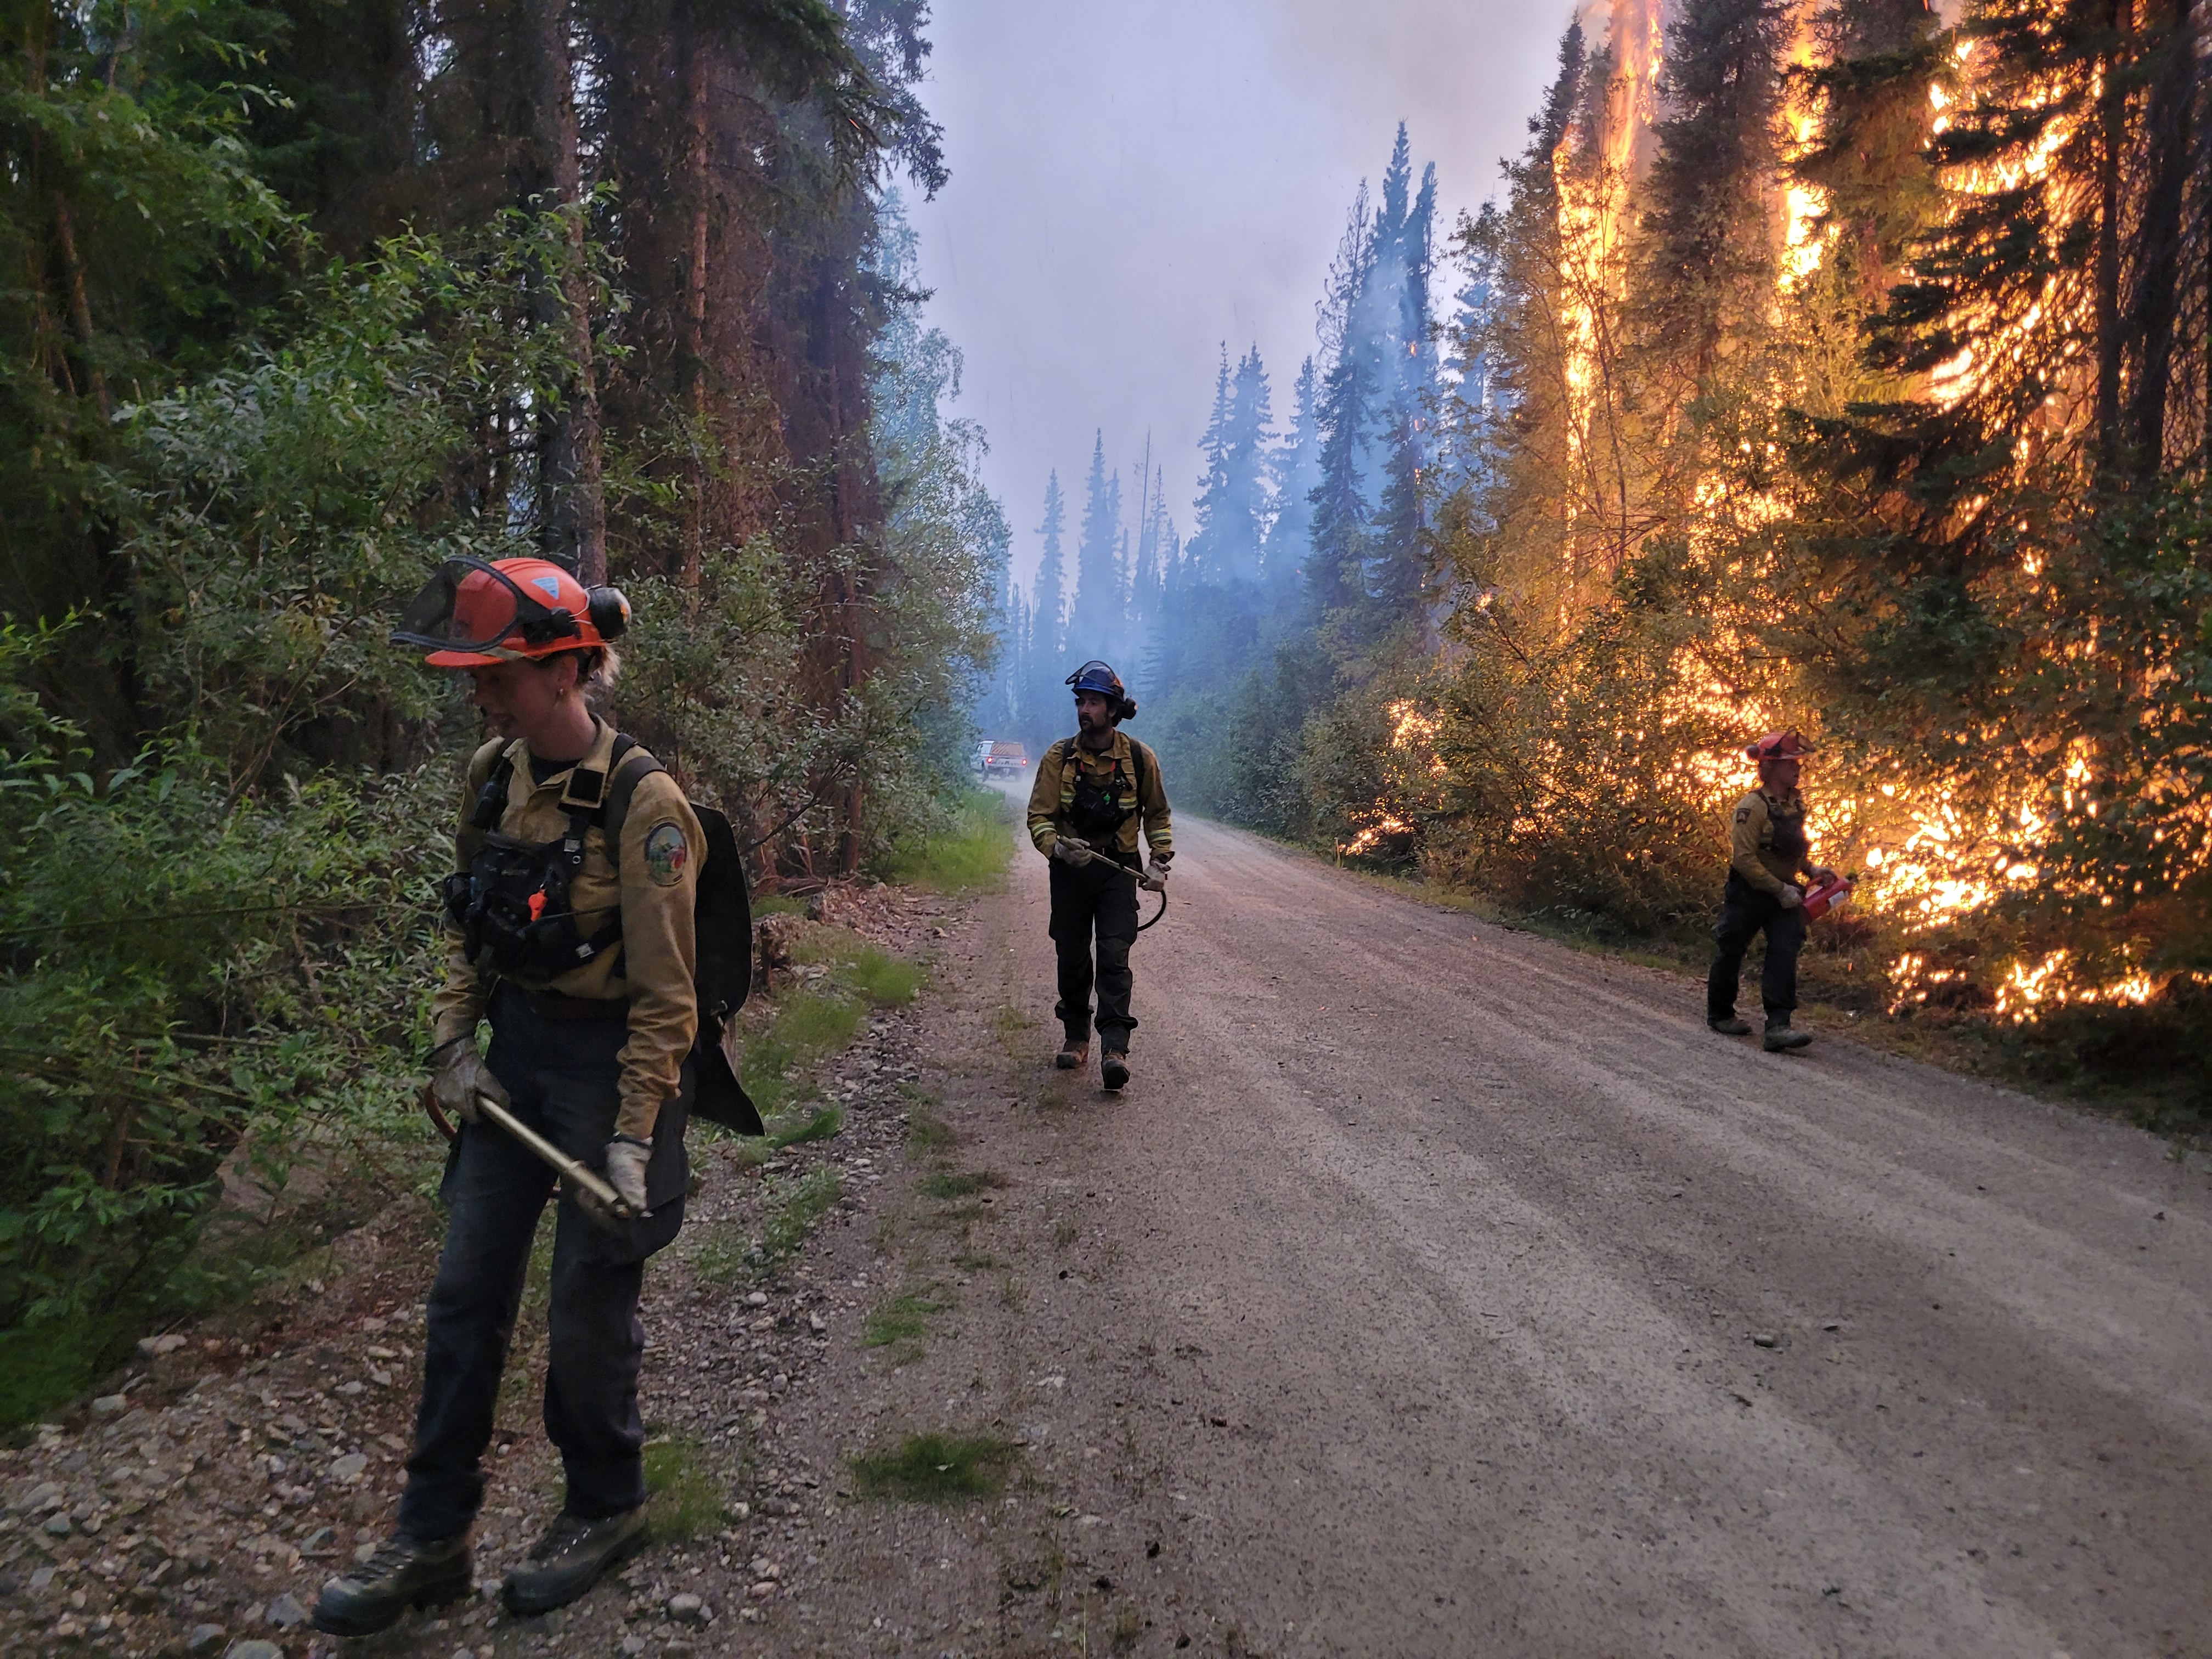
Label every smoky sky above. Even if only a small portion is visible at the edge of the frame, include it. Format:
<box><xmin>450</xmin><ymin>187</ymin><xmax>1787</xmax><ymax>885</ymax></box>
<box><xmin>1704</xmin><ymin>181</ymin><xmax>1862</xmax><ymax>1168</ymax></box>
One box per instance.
<box><xmin>905</xmin><ymin>0</ymin><xmax>1582</xmax><ymax>586</ymax></box>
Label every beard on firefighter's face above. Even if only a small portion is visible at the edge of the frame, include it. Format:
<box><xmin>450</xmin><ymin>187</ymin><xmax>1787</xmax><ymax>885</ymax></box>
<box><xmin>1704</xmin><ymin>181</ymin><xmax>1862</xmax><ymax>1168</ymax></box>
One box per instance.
<box><xmin>1075</xmin><ymin>691</ymin><xmax>1115</xmax><ymax>743</ymax></box>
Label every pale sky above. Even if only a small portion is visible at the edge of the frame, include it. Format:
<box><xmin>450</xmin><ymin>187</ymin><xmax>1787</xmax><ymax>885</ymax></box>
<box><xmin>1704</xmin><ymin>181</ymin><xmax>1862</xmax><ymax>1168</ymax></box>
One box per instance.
<box><xmin>906</xmin><ymin>0</ymin><xmax>1582</xmax><ymax>583</ymax></box>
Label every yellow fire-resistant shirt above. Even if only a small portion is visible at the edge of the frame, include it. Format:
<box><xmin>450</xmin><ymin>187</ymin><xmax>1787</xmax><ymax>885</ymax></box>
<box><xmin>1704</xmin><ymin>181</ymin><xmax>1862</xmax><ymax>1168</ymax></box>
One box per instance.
<box><xmin>1729</xmin><ymin>788</ymin><xmax>1813</xmax><ymax>898</ymax></box>
<box><xmin>430</xmin><ymin>718</ymin><xmax>702</xmax><ymax>1141</ymax></box>
<box><xmin>1026</xmin><ymin>731</ymin><xmax>1172</xmax><ymax>867</ymax></box>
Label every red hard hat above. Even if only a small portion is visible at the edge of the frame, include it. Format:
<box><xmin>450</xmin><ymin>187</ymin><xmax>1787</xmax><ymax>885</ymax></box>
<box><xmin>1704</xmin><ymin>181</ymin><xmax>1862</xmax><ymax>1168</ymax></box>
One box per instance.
<box><xmin>392</xmin><ymin>556</ymin><xmax>629</xmax><ymax>666</ymax></box>
<box><xmin>1745</xmin><ymin>730</ymin><xmax>1816</xmax><ymax>762</ymax></box>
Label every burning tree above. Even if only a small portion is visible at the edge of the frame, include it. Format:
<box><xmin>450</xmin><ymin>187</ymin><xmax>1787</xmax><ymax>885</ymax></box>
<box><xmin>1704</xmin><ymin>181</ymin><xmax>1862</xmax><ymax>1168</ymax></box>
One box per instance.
<box><xmin>1414</xmin><ymin>0</ymin><xmax>2211</xmax><ymax>1102</ymax></box>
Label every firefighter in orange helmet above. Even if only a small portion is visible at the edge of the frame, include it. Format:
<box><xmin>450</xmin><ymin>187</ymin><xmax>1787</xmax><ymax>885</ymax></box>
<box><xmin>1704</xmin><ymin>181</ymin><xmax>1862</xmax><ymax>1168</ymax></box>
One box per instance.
<box><xmin>317</xmin><ymin>556</ymin><xmax>705</xmax><ymax>1633</ymax></box>
<box><xmin>1707</xmin><ymin>731</ymin><xmax>1837</xmax><ymax>1053</ymax></box>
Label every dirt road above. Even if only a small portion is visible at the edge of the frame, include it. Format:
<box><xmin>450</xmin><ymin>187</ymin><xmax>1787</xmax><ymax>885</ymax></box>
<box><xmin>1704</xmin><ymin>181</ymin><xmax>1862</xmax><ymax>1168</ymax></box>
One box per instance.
<box><xmin>792</xmin><ymin>810</ymin><xmax>2211</xmax><ymax>1658</ymax></box>
<box><xmin>18</xmin><ymin>811</ymin><xmax>2198</xmax><ymax>1659</ymax></box>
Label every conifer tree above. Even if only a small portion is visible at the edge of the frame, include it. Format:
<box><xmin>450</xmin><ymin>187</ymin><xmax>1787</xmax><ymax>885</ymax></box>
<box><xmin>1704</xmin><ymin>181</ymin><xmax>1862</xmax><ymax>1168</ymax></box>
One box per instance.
<box><xmin>1795</xmin><ymin>0</ymin><xmax>1943</xmax><ymax>309</ymax></box>
<box><xmin>1307</xmin><ymin>187</ymin><xmax>1378</xmax><ymax>616</ymax></box>
<box><xmin>1265</xmin><ymin>356</ymin><xmax>1324</xmax><ymax>590</ymax></box>
<box><xmin>1633</xmin><ymin>0</ymin><xmax>1792</xmax><ymax>389</ymax></box>
<box><xmin>1070</xmin><ymin>431</ymin><xmax>1123</xmax><ymax>654</ymax></box>
<box><xmin>1189</xmin><ymin>345</ymin><xmax>1276</xmax><ymax>583</ymax></box>
<box><xmin>1441</xmin><ymin>201</ymin><xmax>1504</xmax><ymax>496</ymax></box>
<box><xmin>1031</xmin><ymin>469</ymin><xmax>1068</xmax><ymax>669</ymax></box>
<box><xmin>1132</xmin><ymin>465</ymin><xmax>1174</xmax><ymax>624</ymax></box>
<box><xmin>1186</xmin><ymin>347</ymin><xmax>1237</xmax><ymax>581</ymax></box>
<box><xmin>1791</xmin><ymin>0</ymin><xmax>2212</xmax><ymax>763</ymax></box>
<box><xmin>1223</xmin><ymin>347</ymin><xmax>1278</xmax><ymax>580</ymax></box>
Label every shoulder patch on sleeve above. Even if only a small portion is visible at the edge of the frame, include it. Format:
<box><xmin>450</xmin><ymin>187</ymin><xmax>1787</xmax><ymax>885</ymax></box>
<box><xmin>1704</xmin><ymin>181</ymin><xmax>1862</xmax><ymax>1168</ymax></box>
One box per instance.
<box><xmin>642</xmin><ymin>820</ymin><xmax>690</xmax><ymax>887</ymax></box>
<box><xmin>1734</xmin><ymin>806</ymin><xmax>1751</xmax><ymax>824</ymax></box>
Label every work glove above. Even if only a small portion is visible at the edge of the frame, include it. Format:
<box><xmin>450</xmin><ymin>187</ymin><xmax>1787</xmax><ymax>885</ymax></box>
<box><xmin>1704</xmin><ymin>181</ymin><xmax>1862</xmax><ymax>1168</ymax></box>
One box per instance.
<box><xmin>1138</xmin><ymin>861</ymin><xmax>1170</xmax><ymax>893</ymax></box>
<box><xmin>1051</xmin><ymin>834</ymin><xmax>1094</xmax><ymax>868</ymax></box>
<box><xmin>1779</xmin><ymin>884</ymin><xmax>1803</xmax><ymax>910</ymax></box>
<box><xmin>604</xmin><ymin>1136</ymin><xmax>652</xmax><ymax>1216</ymax></box>
<box><xmin>430</xmin><ymin>1038</ymin><xmax>509</xmax><ymax>1126</ymax></box>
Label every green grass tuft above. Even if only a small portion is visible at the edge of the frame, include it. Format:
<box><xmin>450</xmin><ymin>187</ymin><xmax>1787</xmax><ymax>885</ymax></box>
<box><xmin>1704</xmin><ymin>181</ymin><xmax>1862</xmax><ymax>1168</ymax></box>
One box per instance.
<box><xmin>861</xmin><ymin>1285</ymin><xmax>950</xmax><ymax>1354</ymax></box>
<box><xmin>845</xmin><ymin>944</ymin><xmax>926</xmax><ymax>1007</ymax></box>
<box><xmin>908</xmin><ymin>1110</ymin><xmax>953</xmax><ymax>1153</ymax></box>
<box><xmin>738</xmin><ymin>985</ymin><xmax>864</xmax><ymax>1119</ymax></box>
<box><xmin>686</xmin><ymin>1221</ymin><xmax>750</xmax><ymax>1285</ymax></box>
<box><xmin>643</xmin><ymin>1434</ymin><xmax>724</xmax><ymax>1538</ymax></box>
<box><xmin>872</xmin><ymin>791</ymin><xmax>1015</xmax><ymax>894</ymax></box>
<box><xmin>759</xmin><ymin>1165</ymin><xmax>844</xmax><ymax>1265</ymax></box>
<box><xmin>769</xmin><ymin>1106</ymin><xmax>844</xmax><ymax>1149</ymax></box>
<box><xmin>849</xmin><ymin>1431</ymin><xmax>1018</xmax><ymax>1502</ymax></box>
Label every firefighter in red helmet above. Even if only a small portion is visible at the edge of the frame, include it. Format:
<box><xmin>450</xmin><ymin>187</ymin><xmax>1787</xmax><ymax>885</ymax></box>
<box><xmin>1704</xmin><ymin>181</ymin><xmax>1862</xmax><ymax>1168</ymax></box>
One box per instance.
<box><xmin>1707</xmin><ymin>730</ymin><xmax>1838</xmax><ymax>1052</ymax></box>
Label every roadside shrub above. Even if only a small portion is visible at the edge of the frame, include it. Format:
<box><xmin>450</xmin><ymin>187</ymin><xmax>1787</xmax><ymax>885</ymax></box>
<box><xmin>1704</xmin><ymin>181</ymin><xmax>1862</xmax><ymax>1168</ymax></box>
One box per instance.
<box><xmin>0</xmin><ymin>623</ymin><xmax>448</xmax><ymax>1419</ymax></box>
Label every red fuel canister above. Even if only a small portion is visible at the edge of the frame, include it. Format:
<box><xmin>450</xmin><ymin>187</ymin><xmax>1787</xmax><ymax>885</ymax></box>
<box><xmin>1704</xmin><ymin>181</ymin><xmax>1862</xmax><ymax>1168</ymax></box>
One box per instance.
<box><xmin>1802</xmin><ymin>874</ymin><xmax>1853</xmax><ymax>921</ymax></box>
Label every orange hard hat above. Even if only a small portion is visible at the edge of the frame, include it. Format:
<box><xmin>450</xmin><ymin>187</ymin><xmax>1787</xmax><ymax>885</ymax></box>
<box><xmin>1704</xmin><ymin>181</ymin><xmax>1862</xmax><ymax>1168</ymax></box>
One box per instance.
<box><xmin>391</xmin><ymin>556</ymin><xmax>629</xmax><ymax>666</ymax></box>
<box><xmin>1745</xmin><ymin>730</ymin><xmax>1816</xmax><ymax>763</ymax></box>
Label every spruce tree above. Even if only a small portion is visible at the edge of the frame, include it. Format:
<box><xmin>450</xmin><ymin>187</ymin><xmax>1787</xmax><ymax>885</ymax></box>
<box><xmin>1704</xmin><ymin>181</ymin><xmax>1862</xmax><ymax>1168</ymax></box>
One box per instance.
<box><xmin>1265</xmin><ymin>356</ymin><xmax>1323</xmax><ymax>592</ymax></box>
<box><xmin>1221</xmin><ymin>347</ymin><xmax>1277</xmax><ymax>582</ymax></box>
<box><xmin>1307</xmin><ymin>186</ymin><xmax>1377</xmax><ymax>616</ymax></box>
<box><xmin>1186</xmin><ymin>347</ymin><xmax>1237</xmax><ymax>581</ymax></box>
<box><xmin>1633</xmin><ymin>0</ymin><xmax>1792</xmax><ymax>387</ymax></box>
<box><xmin>1792</xmin><ymin>0</ymin><xmax>2212</xmax><ymax>742</ymax></box>
<box><xmin>1070</xmin><ymin>431</ymin><xmax>1123</xmax><ymax>656</ymax></box>
<box><xmin>1187</xmin><ymin>345</ymin><xmax>1276</xmax><ymax>585</ymax></box>
<box><xmin>1442</xmin><ymin>201</ymin><xmax>1504</xmax><ymax>496</ymax></box>
<box><xmin>1031</xmin><ymin>469</ymin><xmax>1068</xmax><ymax>673</ymax></box>
<box><xmin>1795</xmin><ymin>0</ymin><xmax>1943</xmax><ymax>308</ymax></box>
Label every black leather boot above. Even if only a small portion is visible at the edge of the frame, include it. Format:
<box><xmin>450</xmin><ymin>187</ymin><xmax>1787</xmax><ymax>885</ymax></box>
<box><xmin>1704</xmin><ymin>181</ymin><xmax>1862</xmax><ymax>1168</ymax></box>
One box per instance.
<box><xmin>1763</xmin><ymin>1016</ymin><xmax>1813</xmax><ymax>1052</ymax></box>
<box><xmin>1101</xmin><ymin>1048</ymin><xmax>1130</xmax><ymax>1091</ymax></box>
<box><xmin>502</xmin><ymin>1507</ymin><xmax>649</xmax><ymax>1616</ymax></box>
<box><xmin>311</xmin><ymin>1533</ymin><xmax>471</xmax><ymax>1635</ymax></box>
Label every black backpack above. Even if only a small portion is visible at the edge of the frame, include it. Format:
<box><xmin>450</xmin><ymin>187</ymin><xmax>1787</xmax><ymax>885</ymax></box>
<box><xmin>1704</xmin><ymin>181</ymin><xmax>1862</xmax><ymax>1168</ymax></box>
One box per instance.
<box><xmin>460</xmin><ymin>735</ymin><xmax>761</xmax><ymax>1136</ymax></box>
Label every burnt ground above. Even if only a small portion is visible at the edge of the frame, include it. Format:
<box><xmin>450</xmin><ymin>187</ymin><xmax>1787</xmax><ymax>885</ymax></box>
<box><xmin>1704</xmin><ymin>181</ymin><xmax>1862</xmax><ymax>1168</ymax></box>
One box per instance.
<box><xmin>5</xmin><ymin>815</ymin><xmax>2210</xmax><ymax>1659</ymax></box>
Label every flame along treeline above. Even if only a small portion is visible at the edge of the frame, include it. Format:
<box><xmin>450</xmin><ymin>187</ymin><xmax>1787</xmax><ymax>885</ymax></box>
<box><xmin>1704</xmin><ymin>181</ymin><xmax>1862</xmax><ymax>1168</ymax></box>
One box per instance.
<box><xmin>1378</xmin><ymin>0</ymin><xmax>2210</xmax><ymax>1085</ymax></box>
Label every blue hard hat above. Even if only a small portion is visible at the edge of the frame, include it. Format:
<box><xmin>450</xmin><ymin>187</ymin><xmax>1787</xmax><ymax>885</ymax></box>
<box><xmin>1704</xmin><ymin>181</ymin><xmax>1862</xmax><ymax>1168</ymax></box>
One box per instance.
<box><xmin>1065</xmin><ymin>660</ymin><xmax>1126</xmax><ymax>701</ymax></box>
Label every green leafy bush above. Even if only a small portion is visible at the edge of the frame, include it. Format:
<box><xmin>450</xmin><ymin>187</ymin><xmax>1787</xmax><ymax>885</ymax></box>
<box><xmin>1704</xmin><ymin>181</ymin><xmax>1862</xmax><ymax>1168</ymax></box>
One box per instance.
<box><xmin>0</xmin><ymin>623</ymin><xmax>448</xmax><ymax>1419</ymax></box>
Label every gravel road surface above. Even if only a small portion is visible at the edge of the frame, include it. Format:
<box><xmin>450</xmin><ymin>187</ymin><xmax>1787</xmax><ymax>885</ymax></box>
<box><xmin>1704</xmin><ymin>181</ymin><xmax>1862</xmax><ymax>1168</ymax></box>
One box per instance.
<box><xmin>809</xmin><ymin>809</ymin><xmax>2211</xmax><ymax>1659</ymax></box>
<box><xmin>9</xmin><ymin>812</ymin><xmax>2200</xmax><ymax>1659</ymax></box>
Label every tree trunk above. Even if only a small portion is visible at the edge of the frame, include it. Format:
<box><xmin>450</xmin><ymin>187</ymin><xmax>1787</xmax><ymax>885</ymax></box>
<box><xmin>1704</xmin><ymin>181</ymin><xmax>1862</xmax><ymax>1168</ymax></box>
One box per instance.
<box><xmin>526</xmin><ymin>0</ymin><xmax>607</xmax><ymax>584</ymax></box>
<box><xmin>2125</xmin><ymin>0</ymin><xmax>2196</xmax><ymax>478</ymax></box>
<box><xmin>680</xmin><ymin>0</ymin><xmax>711</xmax><ymax>596</ymax></box>
<box><xmin>2090</xmin><ymin>0</ymin><xmax>2130</xmax><ymax>476</ymax></box>
<box><xmin>52</xmin><ymin>194</ymin><xmax>110</xmax><ymax>421</ymax></box>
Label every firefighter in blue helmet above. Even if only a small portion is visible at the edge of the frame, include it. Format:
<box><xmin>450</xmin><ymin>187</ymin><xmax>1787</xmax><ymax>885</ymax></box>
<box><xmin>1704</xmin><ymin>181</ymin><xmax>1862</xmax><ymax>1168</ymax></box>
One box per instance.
<box><xmin>1024</xmin><ymin>662</ymin><xmax>1173</xmax><ymax>1091</ymax></box>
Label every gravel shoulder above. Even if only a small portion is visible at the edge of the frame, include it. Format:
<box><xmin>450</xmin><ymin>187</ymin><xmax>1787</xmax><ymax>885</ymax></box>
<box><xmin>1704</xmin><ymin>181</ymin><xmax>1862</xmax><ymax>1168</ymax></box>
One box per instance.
<box><xmin>7</xmin><ymin>814</ymin><xmax>2206</xmax><ymax>1659</ymax></box>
